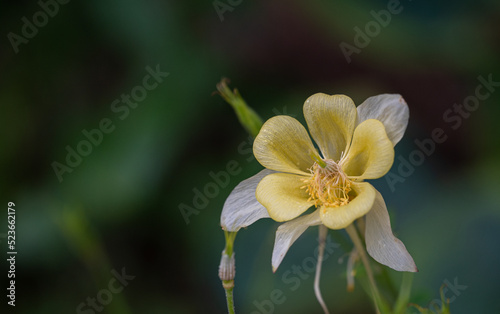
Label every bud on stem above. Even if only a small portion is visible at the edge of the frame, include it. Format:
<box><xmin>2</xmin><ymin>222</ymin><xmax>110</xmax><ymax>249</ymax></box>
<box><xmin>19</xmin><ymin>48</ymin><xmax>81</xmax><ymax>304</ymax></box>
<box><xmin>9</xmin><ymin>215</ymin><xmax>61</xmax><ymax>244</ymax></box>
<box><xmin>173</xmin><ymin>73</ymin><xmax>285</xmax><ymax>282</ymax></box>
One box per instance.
<box><xmin>219</xmin><ymin>250</ymin><xmax>235</xmax><ymax>284</ymax></box>
<box><xmin>215</xmin><ymin>78</ymin><xmax>263</xmax><ymax>138</ymax></box>
<box><xmin>219</xmin><ymin>231</ymin><xmax>237</xmax><ymax>314</ymax></box>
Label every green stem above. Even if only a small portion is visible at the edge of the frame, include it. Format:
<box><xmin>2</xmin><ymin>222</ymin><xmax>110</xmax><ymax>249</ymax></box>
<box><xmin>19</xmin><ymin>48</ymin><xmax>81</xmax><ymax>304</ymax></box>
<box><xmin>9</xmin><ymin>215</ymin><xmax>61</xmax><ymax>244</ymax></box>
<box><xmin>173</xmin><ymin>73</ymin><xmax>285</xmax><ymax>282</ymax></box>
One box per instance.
<box><xmin>345</xmin><ymin>224</ymin><xmax>383</xmax><ymax>314</ymax></box>
<box><xmin>224</xmin><ymin>284</ymin><xmax>235</xmax><ymax>314</ymax></box>
<box><xmin>379</xmin><ymin>265</ymin><xmax>399</xmax><ymax>301</ymax></box>
<box><xmin>224</xmin><ymin>231</ymin><xmax>237</xmax><ymax>257</ymax></box>
<box><xmin>220</xmin><ymin>231</ymin><xmax>237</xmax><ymax>314</ymax></box>
<box><xmin>393</xmin><ymin>272</ymin><xmax>413</xmax><ymax>314</ymax></box>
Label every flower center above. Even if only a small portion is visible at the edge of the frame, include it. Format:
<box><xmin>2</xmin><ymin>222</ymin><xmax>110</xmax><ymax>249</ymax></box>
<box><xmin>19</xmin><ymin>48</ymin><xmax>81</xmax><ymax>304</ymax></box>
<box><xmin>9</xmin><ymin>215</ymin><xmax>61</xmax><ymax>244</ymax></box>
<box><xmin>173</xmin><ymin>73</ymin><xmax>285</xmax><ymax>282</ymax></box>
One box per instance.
<box><xmin>301</xmin><ymin>158</ymin><xmax>352</xmax><ymax>208</ymax></box>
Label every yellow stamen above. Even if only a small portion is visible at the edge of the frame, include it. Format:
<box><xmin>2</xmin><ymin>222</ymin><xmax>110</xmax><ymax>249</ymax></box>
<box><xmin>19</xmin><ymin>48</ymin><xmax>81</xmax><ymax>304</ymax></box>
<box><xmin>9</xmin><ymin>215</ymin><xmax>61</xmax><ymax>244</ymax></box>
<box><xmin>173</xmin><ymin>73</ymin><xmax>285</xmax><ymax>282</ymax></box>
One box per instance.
<box><xmin>301</xmin><ymin>158</ymin><xmax>352</xmax><ymax>208</ymax></box>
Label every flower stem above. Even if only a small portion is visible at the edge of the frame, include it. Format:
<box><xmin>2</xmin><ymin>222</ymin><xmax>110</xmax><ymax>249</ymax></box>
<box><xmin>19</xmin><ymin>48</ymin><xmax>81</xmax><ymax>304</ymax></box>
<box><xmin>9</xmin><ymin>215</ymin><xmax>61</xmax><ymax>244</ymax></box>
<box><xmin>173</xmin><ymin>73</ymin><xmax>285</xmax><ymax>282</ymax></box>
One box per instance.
<box><xmin>220</xmin><ymin>231</ymin><xmax>237</xmax><ymax>314</ymax></box>
<box><xmin>314</xmin><ymin>225</ymin><xmax>330</xmax><ymax>314</ymax></box>
<box><xmin>345</xmin><ymin>224</ymin><xmax>382</xmax><ymax>314</ymax></box>
<box><xmin>224</xmin><ymin>284</ymin><xmax>235</xmax><ymax>314</ymax></box>
<box><xmin>393</xmin><ymin>272</ymin><xmax>413</xmax><ymax>314</ymax></box>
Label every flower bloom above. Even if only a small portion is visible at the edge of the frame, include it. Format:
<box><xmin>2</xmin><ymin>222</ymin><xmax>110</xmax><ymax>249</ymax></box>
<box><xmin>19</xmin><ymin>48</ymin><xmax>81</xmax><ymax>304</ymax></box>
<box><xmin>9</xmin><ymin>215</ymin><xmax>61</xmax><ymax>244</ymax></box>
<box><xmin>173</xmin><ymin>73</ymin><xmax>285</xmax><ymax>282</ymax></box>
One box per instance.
<box><xmin>221</xmin><ymin>93</ymin><xmax>416</xmax><ymax>272</ymax></box>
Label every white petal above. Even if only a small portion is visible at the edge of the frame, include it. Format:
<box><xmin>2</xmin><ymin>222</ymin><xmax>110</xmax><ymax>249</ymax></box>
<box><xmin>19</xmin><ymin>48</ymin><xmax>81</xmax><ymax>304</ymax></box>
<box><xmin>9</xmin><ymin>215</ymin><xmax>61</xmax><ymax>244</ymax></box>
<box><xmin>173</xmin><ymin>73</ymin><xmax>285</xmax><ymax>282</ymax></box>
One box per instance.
<box><xmin>357</xmin><ymin>94</ymin><xmax>409</xmax><ymax>146</ymax></box>
<box><xmin>272</xmin><ymin>210</ymin><xmax>322</xmax><ymax>272</ymax></box>
<box><xmin>365</xmin><ymin>190</ymin><xmax>417</xmax><ymax>272</ymax></box>
<box><xmin>220</xmin><ymin>169</ymin><xmax>274</xmax><ymax>232</ymax></box>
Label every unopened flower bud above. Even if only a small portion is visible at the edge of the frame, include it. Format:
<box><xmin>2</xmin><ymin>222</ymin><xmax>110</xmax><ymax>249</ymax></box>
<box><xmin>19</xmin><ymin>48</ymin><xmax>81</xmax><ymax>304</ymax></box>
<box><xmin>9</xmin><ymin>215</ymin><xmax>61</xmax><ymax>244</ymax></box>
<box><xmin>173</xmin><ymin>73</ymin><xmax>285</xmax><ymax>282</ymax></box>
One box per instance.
<box><xmin>215</xmin><ymin>78</ymin><xmax>263</xmax><ymax>138</ymax></box>
<box><xmin>219</xmin><ymin>250</ymin><xmax>235</xmax><ymax>282</ymax></box>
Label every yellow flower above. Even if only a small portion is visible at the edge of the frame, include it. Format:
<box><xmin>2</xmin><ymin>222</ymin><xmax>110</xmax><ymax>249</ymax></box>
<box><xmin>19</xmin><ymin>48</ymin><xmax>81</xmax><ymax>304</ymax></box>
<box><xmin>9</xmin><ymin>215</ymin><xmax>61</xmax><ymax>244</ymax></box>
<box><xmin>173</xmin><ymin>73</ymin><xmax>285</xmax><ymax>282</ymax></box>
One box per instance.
<box><xmin>254</xmin><ymin>93</ymin><xmax>395</xmax><ymax>229</ymax></box>
<box><xmin>221</xmin><ymin>93</ymin><xmax>416</xmax><ymax>272</ymax></box>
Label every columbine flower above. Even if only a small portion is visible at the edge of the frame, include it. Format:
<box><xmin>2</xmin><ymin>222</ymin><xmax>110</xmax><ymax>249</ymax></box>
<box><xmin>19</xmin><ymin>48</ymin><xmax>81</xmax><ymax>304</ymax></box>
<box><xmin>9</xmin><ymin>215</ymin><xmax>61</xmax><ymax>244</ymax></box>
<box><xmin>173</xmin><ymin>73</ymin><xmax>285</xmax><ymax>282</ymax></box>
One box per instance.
<box><xmin>221</xmin><ymin>93</ymin><xmax>416</xmax><ymax>273</ymax></box>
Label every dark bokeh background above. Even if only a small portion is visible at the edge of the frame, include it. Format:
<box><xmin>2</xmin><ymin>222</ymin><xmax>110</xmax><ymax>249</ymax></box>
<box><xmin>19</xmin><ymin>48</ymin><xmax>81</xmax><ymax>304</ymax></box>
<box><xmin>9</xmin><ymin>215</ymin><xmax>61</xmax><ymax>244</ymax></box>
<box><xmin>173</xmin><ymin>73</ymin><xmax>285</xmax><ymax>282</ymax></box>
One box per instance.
<box><xmin>1</xmin><ymin>0</ymin><xmax>499</xmax><ymax>313</ymax></box>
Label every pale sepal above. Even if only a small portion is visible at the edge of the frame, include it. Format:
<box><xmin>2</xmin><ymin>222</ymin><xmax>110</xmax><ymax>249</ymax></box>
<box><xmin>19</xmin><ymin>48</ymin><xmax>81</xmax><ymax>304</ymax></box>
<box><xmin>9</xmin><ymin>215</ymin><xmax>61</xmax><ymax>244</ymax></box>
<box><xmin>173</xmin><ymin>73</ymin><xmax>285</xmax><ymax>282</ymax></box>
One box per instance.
<box><xmin>271</xmin><ymin>210</ymin><xmax>322</xmax><ymax>272</ymax></box>
<box><xmin>357</xmin><ymin>94</ymin><xmax>409</xmax><ymax>146</ymax></box>
<box><xmin>365</xmin><ymin>190</ymin><xmax>418</xmax><ymax>272</ymax></box>
<box><xmin>220</xmin><ymin>169</ymin><xmax>274</xmax><ymax>232</ymax></box>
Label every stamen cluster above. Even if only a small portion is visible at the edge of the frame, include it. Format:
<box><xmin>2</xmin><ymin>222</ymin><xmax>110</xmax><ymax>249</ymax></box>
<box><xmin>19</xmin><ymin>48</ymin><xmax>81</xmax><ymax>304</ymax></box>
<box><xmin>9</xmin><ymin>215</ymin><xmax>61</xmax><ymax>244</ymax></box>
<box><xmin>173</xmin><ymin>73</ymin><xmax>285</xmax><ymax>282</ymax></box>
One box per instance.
<box><xmin>302</xmin><ymin>158</ymin><xmax>352</xmax><ymax>208</ymax></box>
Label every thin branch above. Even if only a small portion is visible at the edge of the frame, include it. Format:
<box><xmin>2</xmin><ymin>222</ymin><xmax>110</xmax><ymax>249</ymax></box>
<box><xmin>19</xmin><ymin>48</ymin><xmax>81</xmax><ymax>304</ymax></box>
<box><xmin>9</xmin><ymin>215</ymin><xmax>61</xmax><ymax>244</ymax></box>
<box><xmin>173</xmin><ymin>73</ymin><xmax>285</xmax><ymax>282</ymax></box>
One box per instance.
<box><xmin>346</xmin><ymin>224</ymin><xmax>381</xmax><ymax>314</ymax></box>
<box><xmin>314</xmin><ymin>225</ymin><xmax>330</xmax><ymax>314</ymax></box>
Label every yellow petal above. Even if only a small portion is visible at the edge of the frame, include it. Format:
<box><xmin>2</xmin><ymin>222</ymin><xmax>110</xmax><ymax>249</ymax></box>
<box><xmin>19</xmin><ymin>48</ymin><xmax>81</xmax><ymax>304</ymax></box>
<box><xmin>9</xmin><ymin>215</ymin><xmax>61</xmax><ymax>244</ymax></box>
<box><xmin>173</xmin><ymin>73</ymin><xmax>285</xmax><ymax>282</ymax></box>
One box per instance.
<box><xmin>256</xmin><ymin>172</ymin><xmax>313</xmax><ymax>222</ymax></box>
<box><xmin>320</xmin><ymin>182</ymin><xmax>376</xmax><ymax>229</ymax></box>
<box><xmin>304</xmin><ymin>93</ymin><xmax>357</xmax><ymax>161</ymax></box>
<box><xmin>253</xmin><ymin>115</ymin><xmax>318</xmax><ymax>175</ymax></box>
<box><xmin>342</xmin><ymin>119</ymin><xmax>394</xmax><ymax>180</ymax></box>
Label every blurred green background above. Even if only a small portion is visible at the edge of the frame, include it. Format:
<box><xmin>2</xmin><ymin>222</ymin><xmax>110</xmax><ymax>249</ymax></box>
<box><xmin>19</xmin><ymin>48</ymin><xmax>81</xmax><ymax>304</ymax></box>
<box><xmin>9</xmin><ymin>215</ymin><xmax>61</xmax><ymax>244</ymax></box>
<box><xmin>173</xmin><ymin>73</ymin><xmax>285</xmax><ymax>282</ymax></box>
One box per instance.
<box><xmin>1</xmin><ymin>0</ymin><xmax>500</xmax><ymax>313</ymax></box>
